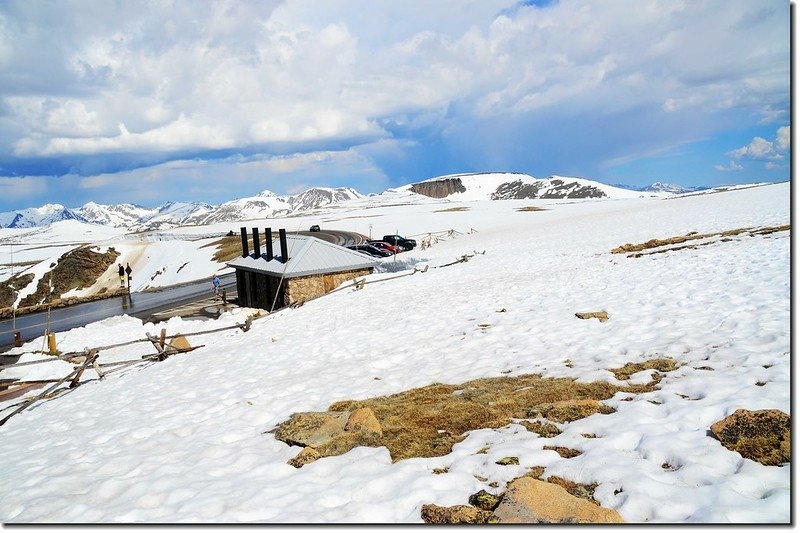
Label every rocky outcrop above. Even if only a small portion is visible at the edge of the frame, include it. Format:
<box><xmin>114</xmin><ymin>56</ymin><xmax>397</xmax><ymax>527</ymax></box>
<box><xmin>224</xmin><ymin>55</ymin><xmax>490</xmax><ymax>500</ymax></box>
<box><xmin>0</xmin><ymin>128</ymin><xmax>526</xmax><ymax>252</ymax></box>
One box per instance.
<box><xmin>421</xmin><ymin>478</ymin><xmax>622</xmax><ymax>524</ymax></box>
<box><xmin>709</xmin><ymin>409</ymin><xmax>790</xmax><ymax>466</ymax></box>
<box><xmin>421</xmin><ymin>504</ymin><xmax>497</xmax><ymax>524</ymax></box>
<box><xmin>275</xmin><ymin>408</ymin><xmax>384</xmax><ymax>467</ymax></box>
<box><xmin>491</xmin><ymin>180</ymin><xmax>541</xmax><ymax>200</ymax></box>
<box><xmin>410</xmin><ymin>178</ymin><xmax>466</xmax><ymax>198</ymax></box>
<box><xmin>468</xmin><ymin>490</ymin><xmax>502</xmax><ymax>511</ymax></box>
<box><xmin>492</xmin><ymin>478</ymin><xmax>624</xmax><ymax>524</ymax></box>
<box><xmin>539</xmin><ymin>179</ymin><xmax>606</xmax><ymax>199</ymax></box>
<box><xmin>274</xmin><ymin>411</ymin><xmax>350</xmax><ymax>448</ymax></box>
<box><xmin>575</xmin><ymin>311</ymin><xmax>609</xmax><ymax>322</ymax></box>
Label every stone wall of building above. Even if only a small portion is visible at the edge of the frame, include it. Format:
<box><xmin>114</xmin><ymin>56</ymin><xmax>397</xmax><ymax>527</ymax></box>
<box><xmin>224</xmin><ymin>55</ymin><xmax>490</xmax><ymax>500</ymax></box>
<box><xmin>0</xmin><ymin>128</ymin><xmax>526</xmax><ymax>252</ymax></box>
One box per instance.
<box><xmin>285</xmin><ymin>268</ymin><xmax>372</xmax><ymax>306</ymax></box>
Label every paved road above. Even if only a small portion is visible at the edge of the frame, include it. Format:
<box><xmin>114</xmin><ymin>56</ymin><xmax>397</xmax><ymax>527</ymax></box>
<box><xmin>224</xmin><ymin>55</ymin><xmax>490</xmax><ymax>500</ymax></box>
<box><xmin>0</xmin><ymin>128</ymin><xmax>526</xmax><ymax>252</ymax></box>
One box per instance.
<box><xmin>0</xmin><ymin>273</ymin><xmax>237</xmax><ymax>352</ymax></box>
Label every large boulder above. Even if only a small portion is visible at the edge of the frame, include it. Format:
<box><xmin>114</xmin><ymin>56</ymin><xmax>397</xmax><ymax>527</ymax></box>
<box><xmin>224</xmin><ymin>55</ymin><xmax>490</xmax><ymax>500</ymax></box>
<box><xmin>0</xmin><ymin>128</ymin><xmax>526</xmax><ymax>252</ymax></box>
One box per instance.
<box><xmin>492</xmin><ymin>478</ymin><xmax>623</xmax><ymax>524</ymax></box>
<box><xmin>709</xmin><ymin>409</ymin><xmax>790</xmax><ymax>466</ymax></box>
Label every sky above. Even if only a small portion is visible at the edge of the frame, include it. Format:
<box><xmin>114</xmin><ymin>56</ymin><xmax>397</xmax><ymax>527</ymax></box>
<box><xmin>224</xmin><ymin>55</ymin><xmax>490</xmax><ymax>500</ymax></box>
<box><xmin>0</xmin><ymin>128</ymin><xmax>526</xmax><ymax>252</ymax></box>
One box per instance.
<box><xmin>0</xmin><ymin>0</ymin><xmax>791</xmax><ymax>210</ymax></box>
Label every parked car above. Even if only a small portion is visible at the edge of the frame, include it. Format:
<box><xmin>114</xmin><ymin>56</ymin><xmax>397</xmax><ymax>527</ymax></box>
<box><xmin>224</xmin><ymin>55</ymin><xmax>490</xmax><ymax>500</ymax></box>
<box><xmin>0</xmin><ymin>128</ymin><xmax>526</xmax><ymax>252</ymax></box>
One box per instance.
<box><xmin>382</xmin><ymin>234</ymin><xmax>416</xmax><ymax>251</ymax></box>
<box><xmin>346</xmin><ymin>244</ymin><xmax>392</xmax><ymax>258</ymax></box>
<box><xmin>309</xmin><ymin>225</ymin><xmax>321</xmax><ymax>232</ymax></box>
<box><xmin>367</xmin><ymin>240</ymin><xmax>403</xmax><ymax>254</ymax></box>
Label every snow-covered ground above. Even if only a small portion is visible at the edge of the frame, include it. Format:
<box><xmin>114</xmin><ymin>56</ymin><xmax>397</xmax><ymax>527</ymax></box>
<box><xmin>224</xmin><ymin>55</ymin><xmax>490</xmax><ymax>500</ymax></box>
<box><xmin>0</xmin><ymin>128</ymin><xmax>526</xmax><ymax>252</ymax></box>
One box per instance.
<box><xmin>0</xmin><ymin>183</ymin><xmax>790</xmax><ymax>523</ymax></box>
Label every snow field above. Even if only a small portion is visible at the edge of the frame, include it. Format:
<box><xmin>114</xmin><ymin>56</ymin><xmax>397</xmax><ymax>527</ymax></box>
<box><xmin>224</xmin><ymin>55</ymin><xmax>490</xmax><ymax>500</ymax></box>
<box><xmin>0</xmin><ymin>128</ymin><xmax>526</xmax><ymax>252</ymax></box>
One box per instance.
<box><xmin>0</xmin><ymin>183</ymin><xmax>789</xmax><ymax>523</ymax></box>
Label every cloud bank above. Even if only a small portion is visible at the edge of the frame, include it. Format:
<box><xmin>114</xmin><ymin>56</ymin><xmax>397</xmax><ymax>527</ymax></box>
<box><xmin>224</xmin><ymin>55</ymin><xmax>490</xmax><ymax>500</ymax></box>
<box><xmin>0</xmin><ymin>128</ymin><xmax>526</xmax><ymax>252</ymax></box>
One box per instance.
<box><xmin>0</xmin><ymin>0</ymin><xmax>789</xmax><ymax>209</ymax></box>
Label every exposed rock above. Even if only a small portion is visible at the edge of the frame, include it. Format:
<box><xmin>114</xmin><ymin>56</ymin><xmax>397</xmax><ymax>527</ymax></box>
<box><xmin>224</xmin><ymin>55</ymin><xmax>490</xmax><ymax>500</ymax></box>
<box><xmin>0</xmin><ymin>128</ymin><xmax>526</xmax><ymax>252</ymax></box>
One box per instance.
<box><xmin>575</xmin><ymin>311</ymin><xmax>609</xmax><ymax>322</ymax></box>
<box><xmin>709</xmin><ymin>409</ymin><xmax>790</xmax><ymax>466</ymax></box>
<box><xmin>314</xmin><ymin>430</ymin><xmax>382</xmax><ymax>458</ymax></box>
<box><xmin>468</xmin><ymin>490</ymin><xmax>502</xmax><ymax>511</ymax></box>
<box><xmin>274</xmin><ymin>411</ymin><xmax>350</xmax><ymax>448</ymax></box>
<box><xmin>493</xmin><ymin>478</ymin><xmax>623</xmax><ymax>524</ymax></box>
<box><xmin>491</xmin><ymin>180</ymin><xmax>541</xmax><ymax>200</ymax></box>
<box><xmin>344</xmin><ymin>407</ymin><xmax>382</xmax><ymax>436</ymax></box>
<box><xmin>287</xmin><ymin>447</ymin><xmax>321</xmax><ymax>468</ymax></box>
<box><xmin>496</xmin><ymin>456</ymin><xmax>520</xmax><ymax>466</ymax></box>
<box><xmin>410</xmin><ymin>178</ymin><xmax>466</xmax><ymax>198</ymax></box>
<box><xmin>420</xmin><ymin>504</ymin><xmax>497</xmax><ymax>524</ymax></box>
<box><xmin>520</xmin><ymin>420</ymin><xmax>561</xmax><ymax>437</ymax></box>
<box><xmin>19</xmin><ymin>245</ymin><xmax>121</xmax><ymax>307</ymax></box>
<box><xmin>540</xmin><ymin>183</ymin><xmax>605</xmax><ymax>199</ymax></box>
<box><xmin>546</xmin><ymin>476</ymin><xmax>598</xmax><ymax>502</ymax></box>
<box><xmin>543</xmin><ymin>446</ymin><xmax>582</xmax><ymax>458</ymax></box>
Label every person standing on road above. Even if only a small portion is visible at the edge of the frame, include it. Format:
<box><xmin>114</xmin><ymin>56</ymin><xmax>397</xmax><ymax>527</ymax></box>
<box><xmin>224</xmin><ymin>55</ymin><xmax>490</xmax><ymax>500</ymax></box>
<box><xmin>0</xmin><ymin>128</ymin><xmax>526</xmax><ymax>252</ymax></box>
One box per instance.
<box><xmin>118</xmin><ymin>264</ymin><xmax>125</xmax><ymax>287</ymax></box>
<box><xmin>212</xmin><ymin>274</ymin><xmax>220</xmax><ymax>299</ymax></box>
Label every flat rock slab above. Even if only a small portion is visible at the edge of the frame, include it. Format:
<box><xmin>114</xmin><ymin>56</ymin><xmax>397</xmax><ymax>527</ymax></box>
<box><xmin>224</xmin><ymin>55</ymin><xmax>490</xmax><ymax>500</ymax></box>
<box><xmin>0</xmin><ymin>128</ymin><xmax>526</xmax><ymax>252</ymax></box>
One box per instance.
<box><xmin>274</xmin><ymin>411</ymin><xmax>350</xmax><ymax>448</ymax></box>
<box><xmin>575</xmin><ymin>311</ymin><xmax>609</xmax><ymax>322</ymax></box>
<box><xmin>493</xmin><ymin>477</ymin><xmax>623</xmax><ymax>524</ymax></box>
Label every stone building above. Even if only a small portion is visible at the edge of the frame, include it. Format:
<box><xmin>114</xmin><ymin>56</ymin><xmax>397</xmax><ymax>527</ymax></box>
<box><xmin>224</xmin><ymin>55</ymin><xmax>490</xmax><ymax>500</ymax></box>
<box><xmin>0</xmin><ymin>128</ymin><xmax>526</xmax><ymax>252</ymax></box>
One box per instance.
<box><xmin>228</xmin><ymin>227</ymin><xmax>378</xmax><ymax>311</ymax></box>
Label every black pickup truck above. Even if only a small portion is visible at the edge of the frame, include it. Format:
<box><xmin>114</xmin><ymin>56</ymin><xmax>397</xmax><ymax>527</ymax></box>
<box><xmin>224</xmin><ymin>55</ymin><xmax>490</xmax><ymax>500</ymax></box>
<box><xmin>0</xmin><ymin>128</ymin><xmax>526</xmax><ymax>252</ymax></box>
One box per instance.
<box><xmin>382</xmin><ymin>234</ymin><xmax>416</xmax><ymax>251</ymax></box>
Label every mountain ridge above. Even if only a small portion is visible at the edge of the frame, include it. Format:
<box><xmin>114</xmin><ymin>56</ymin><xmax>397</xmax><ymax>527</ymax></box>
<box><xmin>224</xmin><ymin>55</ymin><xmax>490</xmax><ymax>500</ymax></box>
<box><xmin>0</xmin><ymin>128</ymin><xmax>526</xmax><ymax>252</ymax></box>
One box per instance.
<box><xmin>0</xmin><ymin>175</ymin><xmax>734</xmax><ymax>230</ymax></box>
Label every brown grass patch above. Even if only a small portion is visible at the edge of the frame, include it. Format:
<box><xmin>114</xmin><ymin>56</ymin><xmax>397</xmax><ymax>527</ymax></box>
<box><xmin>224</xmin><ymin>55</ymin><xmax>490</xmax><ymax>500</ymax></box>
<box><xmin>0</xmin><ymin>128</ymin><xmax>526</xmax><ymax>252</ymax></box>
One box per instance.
<box><xmin>543</xmin><ymin>446</ymin><xmax>582</xmax><ymax>458</ymax></box>
<box><xmin>327</xmin><ymin>364</ymin><xmax>672</xmax><ymax>462</ymax></box>
<box><xmin>546</xmin><ymin>476</ymin><xmax>598</xmax><ymax>503</ymax></box>
<box><xmin>609</xmin><ymin>358</ymin><xmax>677</xmax><ymax>381</ymax></box>
<box><xmin>516</xmin><ymin>206</ymin><xmax>547</xmax><ymax>212</ymax></box>
<box><xmin>612</xmin><ymin>224</ymin><xmax>789</xmax><ymax>257</ymax></box>
<box><xmin>434</xmin><ymin>207</ymin><xmax>470</xmax><ymax>213</ymax></box>
<box><xmin>204</xmin><ymin>235</ymin><xmax>249</xmax><ymax>263</ymax></box>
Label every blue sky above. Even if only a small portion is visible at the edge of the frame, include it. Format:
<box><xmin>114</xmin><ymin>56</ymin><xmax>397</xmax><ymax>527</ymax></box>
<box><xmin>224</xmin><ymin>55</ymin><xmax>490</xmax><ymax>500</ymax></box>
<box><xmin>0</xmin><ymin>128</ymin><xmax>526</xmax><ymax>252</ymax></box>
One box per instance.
<box><xmin>0</xmin><ymin>0</ymin><xmax>790</xmax><ymax>210</ymax></box>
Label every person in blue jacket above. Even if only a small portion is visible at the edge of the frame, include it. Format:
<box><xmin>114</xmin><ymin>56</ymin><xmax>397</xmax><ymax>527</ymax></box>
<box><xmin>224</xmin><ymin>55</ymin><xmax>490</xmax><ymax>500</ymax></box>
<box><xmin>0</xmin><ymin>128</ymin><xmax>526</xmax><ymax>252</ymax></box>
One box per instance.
<box><xmin>212</xmin><ymin>274</ymin><xmax>220</xmax><ymax>299</ymax></box>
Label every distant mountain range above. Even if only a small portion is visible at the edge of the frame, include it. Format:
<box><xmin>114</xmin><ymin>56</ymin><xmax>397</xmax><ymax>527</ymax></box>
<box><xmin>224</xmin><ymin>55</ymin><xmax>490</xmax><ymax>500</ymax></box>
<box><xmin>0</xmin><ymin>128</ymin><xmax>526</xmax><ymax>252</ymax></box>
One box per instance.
<box><xmin>0</xmin><ymin>175</ymin><xmax>715</xmax><ymax>230</ymax></box>
<box><xmin>404</xmin><ymin>173</ymin><xmax>706</xmax><ymax>201</ymax></box>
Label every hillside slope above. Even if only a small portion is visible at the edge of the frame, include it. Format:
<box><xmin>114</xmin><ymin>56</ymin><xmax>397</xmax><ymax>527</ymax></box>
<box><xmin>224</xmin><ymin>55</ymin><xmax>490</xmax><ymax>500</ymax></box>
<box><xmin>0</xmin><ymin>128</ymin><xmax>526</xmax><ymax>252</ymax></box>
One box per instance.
<box><xmin>0</xmin><ymin>183</ymin><xmax>789</xmax><ymax>523</ymax></box>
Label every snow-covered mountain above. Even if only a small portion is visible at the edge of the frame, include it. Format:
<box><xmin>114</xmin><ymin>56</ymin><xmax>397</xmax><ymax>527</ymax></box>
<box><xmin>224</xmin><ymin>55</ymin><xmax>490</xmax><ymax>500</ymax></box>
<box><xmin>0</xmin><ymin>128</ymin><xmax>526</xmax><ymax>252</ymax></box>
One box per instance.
<box><xmin>129</xmin><ymin>201</ymin><xmax>218</xmax><ymax>231</ymax></box>
<box><xmin>610</xmin><ymin>182</ymin><xmax>709</xmax><ymax>195</ymax></box>
<box><xmin>0</xmin><ymin>177</ymin><xmax>729</xmax><ymax>231</ymax></box>
<box><xmin>181</xmin><ymin>191</ymin><xmax>293</xmax><ymax>227</ymax></box>
<box><xmin>405</xmin><ymin>172</ymin><xmax>672</xmax><ymax>201</ymax></box>
<box><xmin>286</xmin><ymin>187</ymin><xmax>364</xmax><ymax>211</ymax></box>
<box><xmin>15</xmin><ymin>187</ymin><xmax>363</xmax><ymax>231</ymax></box>
<box><xmin>77</xmin><ymin>202</ymin><xmax>159</xmax><ymax>227</ymax></box>
<box><xmin>0</xmin><ymin>204</ymin><xmax>87</xmax><ymax>228</ymax></box>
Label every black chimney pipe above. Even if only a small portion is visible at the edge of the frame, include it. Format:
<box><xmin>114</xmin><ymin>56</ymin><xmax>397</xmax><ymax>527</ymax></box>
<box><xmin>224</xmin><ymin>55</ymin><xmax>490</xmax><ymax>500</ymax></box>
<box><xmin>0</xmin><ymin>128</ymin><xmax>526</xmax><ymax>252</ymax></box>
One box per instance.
<box><xmin>265</xmin><ymin>227</ymin><xmax>274</xmax><ymax>261</ymax></box>
<box><xmin>279</xmin><ymin>228</ymin><xmax>289</xmax><ymax>263</ymax></box>
<box><xmin>252</xmin><ymin>227</ymin><xmax>261</xmax><ymax>258</ymax></box>
<box><xmin>240</xmin><ymin>227</ymin><xmax>249</xmax><ymax>257</ymax></box>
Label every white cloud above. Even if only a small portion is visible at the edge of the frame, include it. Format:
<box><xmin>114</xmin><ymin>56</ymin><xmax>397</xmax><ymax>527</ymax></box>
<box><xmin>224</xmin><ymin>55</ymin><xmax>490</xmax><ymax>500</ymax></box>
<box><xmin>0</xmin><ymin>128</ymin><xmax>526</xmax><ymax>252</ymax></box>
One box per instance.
<box><xmin>765</xmin><ymin>161</ymin><xmax>779</xmax><ymax>170</ymax></box>
<box><xmin>0</xmin><ymin>0</ymin><xmax>788</xmax><ymax>160</ymax></box>
<box><xmin>715</xmin><ymin>161</ymin><xmax>744</xmax><ymax>172</ymax></box>
<box><xmin>776</xmin><ymin>126</ymin><xmax>790</xmax><ymax>150</ymax></box>
<box><xmin>728</xmin><ymin>137</ymin><xmax>775</xmax><ymax>159</ymax></box>
<box><xmin>727</xmin><ymin>125</ymin><xmax>790</xmax><ymax>161</ymax></box>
